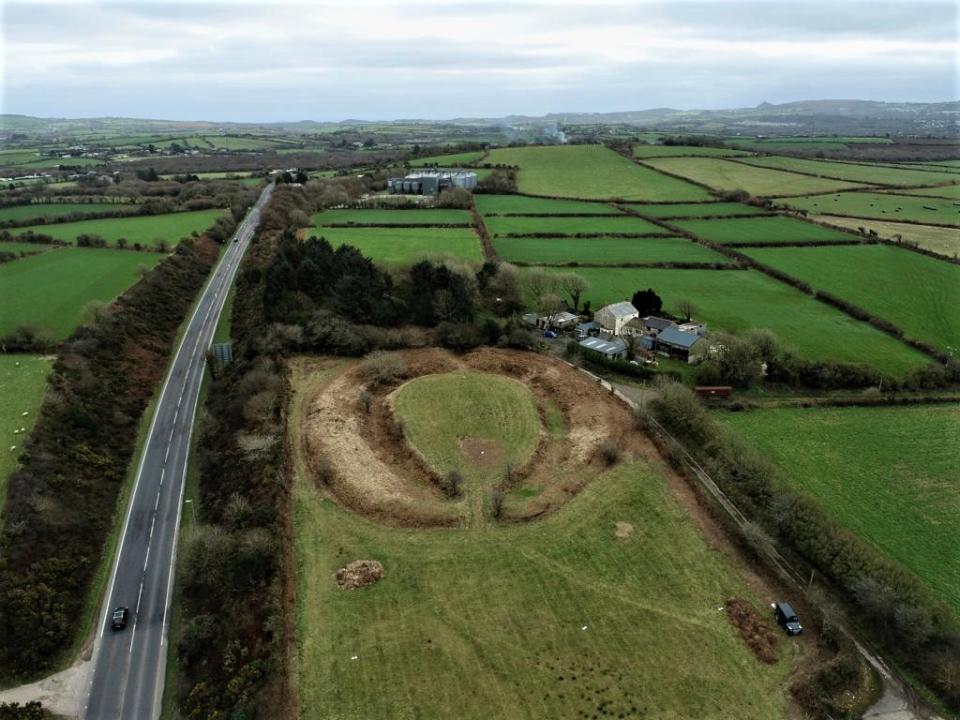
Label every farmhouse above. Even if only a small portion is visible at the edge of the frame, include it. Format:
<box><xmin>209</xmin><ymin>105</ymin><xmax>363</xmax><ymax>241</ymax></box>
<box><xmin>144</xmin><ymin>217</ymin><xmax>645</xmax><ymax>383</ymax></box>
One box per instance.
<box><xmin>655</xmin><ymin>327</ymin><xmax>706</xmax><ymax>363</ymax></box>
<box><xmin>594</xmin><ymin>301</ymin><xmax>639</xmax><ymax>336</ymax></box>
<box><xmin>387</xmin><ymin>169</ymin><xmax>477</xmax><ymax>195</ymax></box>
<box><xmin>578</xmin><ymin>336</ymin><xmax>628</xmax><ymax>360</ymax></box>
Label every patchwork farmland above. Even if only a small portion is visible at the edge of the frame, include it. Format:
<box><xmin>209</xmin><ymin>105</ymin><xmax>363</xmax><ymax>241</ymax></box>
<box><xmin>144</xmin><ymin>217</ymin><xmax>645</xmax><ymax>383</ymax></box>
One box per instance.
<box><xmin>484</xmin><ymin>145</ymin><xmax>713</xmax><ymax>201</ymax></box>
<box><xmin>8</xmin><ymin>208</ymin><xmax>227</xmax><ymax>248</ymax></box>
<box><xmin>307</xmin><ymin>226</ymin><xmax>483</xmax><ymax>263</ymax></box>
<box><xmin>0</xmin><ymin>355</ymin><xmax>53</xmax><ymax>502</ymax></box>
<box><xmin>774</xmin><ymin>191</ymin><xmax>960</xmax><ymax>226</ymax></box>
<box><xmin>493</xmin><ymin>235</ymin><xmax>729</xmax><ymax>265</ymax></box>
<box><xmin>720</xmin><ymin>404</ymin><xmax>960</xmax><ymax>614</ymax></box>
<box><xmin>0</xmin><ymin>247</ymin><xmax>165</xmax><ymax>338</ymax></box>
<box><xmin>671</xmin><ymin>215</ymin><xmax>856</xmax><ymax>245</ymax></box>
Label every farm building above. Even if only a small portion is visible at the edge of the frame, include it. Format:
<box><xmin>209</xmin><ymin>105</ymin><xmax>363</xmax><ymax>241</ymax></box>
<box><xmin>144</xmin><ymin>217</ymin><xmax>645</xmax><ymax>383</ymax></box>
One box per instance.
<box><xmin>594</xmin><ymin>302</ymin><xmax>639</xmax><ymax>336</ymax></box>
<box><xmin>523</xmin><ymin>310</ymin><xmax>579</xmax><ymax>331</ymax></box>
<box><xmin>387</xmin><ymin>169</ymin><xmax>477</xmax><ymax>195</ymax></box>
<box><xmin>576</xmin><ymin>321</ymin><xmax>601</xmax><ymax>338</ymax></box>
<box><xmin>578</xmin><ymin>336</ymin><xmax>628</xmax><ymax>360</ymax></box>
<box><xmin>655</xmin><ymin>327</ymin><xmax>706</xmax><ymax>363</ymax></box>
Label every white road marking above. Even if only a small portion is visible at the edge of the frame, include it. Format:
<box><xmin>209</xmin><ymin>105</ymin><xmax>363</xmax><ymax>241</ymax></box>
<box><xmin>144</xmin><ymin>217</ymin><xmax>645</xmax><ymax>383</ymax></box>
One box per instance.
<box><xmin>149</xmin><ymin>515</ymin><xmax>156</xmax><ymax>539</ymax></box>
<box><xmin>136</xmin><ymin>582</ymin><xmax>144</xmax><ymax>613</ymax></box>
<box><xmin>154</xmin><ymin>492</ymin><xmax>160</xmax><ymax>511</ymax></box>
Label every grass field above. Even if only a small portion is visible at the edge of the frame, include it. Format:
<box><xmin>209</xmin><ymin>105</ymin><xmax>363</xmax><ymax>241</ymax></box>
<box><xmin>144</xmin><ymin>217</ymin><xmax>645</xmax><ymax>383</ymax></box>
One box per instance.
<box><xmin>410</xmin><ymin>151</ymin><xmax>485</xmax><ymax>167</ymax></box>
<box><xmin>292</xmin><ymin>362</ymin><xmax>792</xmax><ymax>718</ymax></box>
<box><xmin>394</xmin><ymin>372</ymin><xmax>540</xmax><ymax>487</ymax></box>
<box><xmin>0</xmin><ymin>355</ymin><xmax>53</xmax><ymax>502</ymax></box>
<box><xmin>738</xmin><ymin>156</ymin><xmax>960</xmax><ymax>188</ymax></box>
<box><xmin>0</xmin><ymin>248</ymin><xmax>164</xmax><ymax>338</ymax></box>
<box><xmin>10</xmin><ymin>209</ymin><xmax>226</xmax><ymax>248</ymax></box>
<box><xmin>483</xmin><ymin>145</ymin><xmax>713</xmax><ymax>201</ymax></box>
<box><xmin>672</xmin><ymin>216</ymin><xmax>855</xmax><ymax>245</ymax></box>
<box><xmin>0</xmin><ymin>242</ymin><xmax>56</xmax><ymax>256</ymax></box>
<box><xmin>742</xmin><ymin>244</ymin><xmax>960</xmax><ymax>354</ymax></box>
<box><xmin>537</xmin><ymin>267</ymin><xmax>928</xmax><ymax>375</ymax></box>
<box><xmin>623</xmin><ymin>202</ymin><xmax>768</xmax><ymax>218</ymax></box>
<box><xmin>474</xmin><ymin>195</ymin><xmax>621</xmax><ymax>215</ymax></box>
<box><xmin>632</xmin><ymin>145</ymin><xmax>753</xmax><ymax>158</ymax></box>
<box><xmin>775</xmin><ymin>192</ymin><xmax>960</xmax><ymax>225</ymax></box>
<box><xmin>309</xmin><ymin>226</ymin><xmax>483</xmax><ymax>263</ymax></box>
<box><xmin>0</xmin><ymin>203</ymin><xmax>136</xmax><ymax>223</ymax></box>
<box><xmin>720</xmin><ymin>405</ymin><xmax>960</xmax><ymax>615</ymax></box>
<box><xmin>641</xmin><ymin>157</ymin><xmax>868</xmax><ymax>196</ymax></box>
<box><xmin>882</xmin><ymin>185</ymin><xmax>960</xmax><ymax>200</ymax></box>
<box><xmin>485</xmin><ymin>214</ymin><xmax>666</xmax><ymax>237</ymax></box>
<box><xmin>312</xmin><ymin>209</ymin><xmax>473</xmax><ymax>226</ymax></box>
<box><xmin>493</xmin><ymin>236</ymin><xmax>728</xmax><ymax>265</ymax></box>
<box><xmin>813</xmin><ymin>216</ymin><xmax>960</xmax><ymax>258</ymax></box>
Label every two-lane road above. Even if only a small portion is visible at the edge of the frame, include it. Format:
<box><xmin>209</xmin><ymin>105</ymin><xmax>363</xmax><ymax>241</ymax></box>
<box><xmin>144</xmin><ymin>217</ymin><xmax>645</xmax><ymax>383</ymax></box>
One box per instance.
<box><xmin>84</xmin><ymin>183</ymin><xmax>273</xmax><ymax>719</ymax></box>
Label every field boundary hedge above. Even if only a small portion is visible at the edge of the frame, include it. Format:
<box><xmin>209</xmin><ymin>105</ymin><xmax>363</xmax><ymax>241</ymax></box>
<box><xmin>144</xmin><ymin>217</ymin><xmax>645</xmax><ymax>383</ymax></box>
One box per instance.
<box><xmin>495</xmin><ymin>231</ymin><xmax>679</xmax><ymax>239</ymax></box>
<box><xmin>804</xmin><ymin>212</ymin><xmax>960</xmax><ymax>231</ymax></box>
<box><xmin>507</xmin><ymin>260</ymin><xmax>743</xmax><ymax>270</ymax></box>
<box><xmin>721</xmin><ymin>239</ymin><xmax>866</xmax><ymax>248</ymax></box>
<box><xmin>319</xmin><ymin>222</ymin><xmax>474</xmax><ymax>229</ymax></box>
<box><xmin>0</xmin><ymin>235</ymin><xmax>220</xmax><ymax>678</ymax></box>
<box><xmin>811</xmin><ymin>218</ymin><xmax>960</xmax><ymax>266</ymax></box>
<box><xmin>469</xmin><ymin>206</ymin><xmax>498</xmax><ymax>262</ymax></box>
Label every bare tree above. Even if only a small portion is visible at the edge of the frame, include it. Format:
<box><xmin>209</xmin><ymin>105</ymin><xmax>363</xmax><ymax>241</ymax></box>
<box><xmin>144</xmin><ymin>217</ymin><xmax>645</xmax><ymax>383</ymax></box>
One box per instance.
<box><xmin>538</xmin><ymin>293</ymin><xmax>565</xmax><ymax>328</ymax></box>
<box><xmin>523</xmin><ymin>268</ymin><xmax>558</xmax><ymax>307</ymax></box>
<box><xmin>557</xmin><ymin>273</ymin><xmax>589</xmax><ymax>313</ymax></box>
<box><xmin>676</xmin><ymin>298</ymin><xmax>696</xmax><ymax>322</ymax></box>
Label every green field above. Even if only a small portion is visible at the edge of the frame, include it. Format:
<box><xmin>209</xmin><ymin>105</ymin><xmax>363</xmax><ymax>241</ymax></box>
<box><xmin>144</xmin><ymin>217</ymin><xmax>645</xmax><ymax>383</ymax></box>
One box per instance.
<box><xmin>624</xmin><ymin>202</ymin><xmax>768</xmax><ymax>218</ymax></box>
<box><xmin>0</xmin><ymin>202</ymin><xmax>136</xmax><ymax>224</ymax></box>
<box><xmin>672</xmin><ymin>216</ymin><xmax>855</xmax><ymax>245</ymax></box>
<box><xmin>312</xmin><ymin>209</ymin><xmax>473</xmax><ymax>226</ymax></box>
<box><xmin>309</xmin><ymin>226</ymin><xmax>483</xmax><ymax>263</ymax></box>
<box><xmin>394</xmin><ymin>372</ymin><xmax>540</xmax><ymax>486</ymax></box>
<box><xmin>775</xmin><ymin>191</ymin><xmax>960</xmax><ymax>225</ymax></box>
<box><xmin>0</xmin><ymin>248</ymin><xmax>164</xmax><ymax>338</ymax></box>
<box><xmin>814</xmin><ymin>216</ymin><xmax>960</xmax><ymax>258</ymax></box>
<box><xmin>0</xmin><ymin>355</ymin><xmax>53</xmax><ymax>501</ymax></box>
<box><xmin>485</xmin><ymin>214</ymin><xmax>665</xmax><ymax>237</ymax></box>
<box><xmin>494</xmin><ymin>236</ymin><xmax>728</xmax><ymax>265</ymax></box>
<box><xmin>474</xmin><ymin>195</ymin><xmax>621</xmax><ymax>215</ymax></box>
<box><xmin>484</xmin><ymin>145</ymin><xmax>713</xmax><ymax>201</ymax></box>
<box><xmin>632</xmin><ymin>145</ymin><xmax>753</xmax><ymax>158</ymax></box>
<box><xmin>410</xmin><ymin>151</ymin><xmax>485</xmax><ymax>167</ymax></box>
<box><xmin>293</xmin><ymin>363</ymin><xmax>792</xmax><ymax>719</ymax></box>
<box><xmin>538</xmin><ymin>267</ymin><xmax>928</xmax><ymax>374</ymax></box>
<box><xmin>641</xmin><ymin>157</ymin><xmax>867</xmax><ymax>196</ymax></box>
<box><xmin>882</xmin><ymin>185</ymin><xmax>960</xmax><ymax>200</ymax></box>
<box><xmin>721</xmin><ymin>405</ymin><xmax>960</xmax><ymax>615</ymax></box>
<box><xmin>739</xmin><ymin>157</ymin><xmax>960</xmax><ymax>188</ymax></box>
<box><xmin>742</xmin><ymin>244</ymin><xmax>960</xmax><ymax>353</ymax></box>
<box><xmin>10</xmin><ymin>209</ymin><xmax>226</xmax><ymax>248</ymax></box>
<box><xmin>0</xmin><ymin>242</ymin><xmax>55</xmax><ymax>256</ymax></box>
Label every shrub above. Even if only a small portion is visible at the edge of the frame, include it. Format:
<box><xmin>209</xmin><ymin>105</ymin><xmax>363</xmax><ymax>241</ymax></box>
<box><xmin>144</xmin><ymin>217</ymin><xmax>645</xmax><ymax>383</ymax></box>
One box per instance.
<box><xmin>599</xmin><ymin>438</ymin><xmax>621</xmax><ymax>465</ymax></box>
<box><xmin>443</xmin><ymin>470</ymin><xmax>464</xmax><ymax>499</ymax></box>
<box><xmin>360</xmin><ymin>351</ymin><xmax>408</xmax><ymax>386</ymax></box>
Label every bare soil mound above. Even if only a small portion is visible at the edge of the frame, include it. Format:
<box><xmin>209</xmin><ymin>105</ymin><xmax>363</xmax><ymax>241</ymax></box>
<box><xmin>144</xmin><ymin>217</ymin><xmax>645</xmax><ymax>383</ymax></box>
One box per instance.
<box><xmin>336</xmin><ymin>560</ymin><xmax>385</xmax><ymax>590</ymax></box>
<box><xmin>724</xmin><ymin>597</ymin><xmax>781</xmax><ymax>664</ymax></box>
<box><xmin>615</xmin><ymin>521</ymin><xmax>634</xmax><ymax>539</ymax></box>
<box><xmin>297</xmin><ymin>347</ymin><xmax>655</xmax><ymax>528</ymax></box>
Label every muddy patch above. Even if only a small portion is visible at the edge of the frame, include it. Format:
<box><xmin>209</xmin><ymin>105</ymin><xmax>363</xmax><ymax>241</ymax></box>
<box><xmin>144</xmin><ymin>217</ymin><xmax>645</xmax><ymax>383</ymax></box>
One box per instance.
<box><xmin>724</xmin><ymin>597</ymin><xmax>780</xmax><ymax>664</ymax></box>
<box><xmin>614</xmin><ymin>521</ymin><xmax>634</xmax><ymax>539</ymax></box>
<box><xmin>459</xmin><ymin>436</ymin><xmax>504</xmax><ymax>469</ymax></box>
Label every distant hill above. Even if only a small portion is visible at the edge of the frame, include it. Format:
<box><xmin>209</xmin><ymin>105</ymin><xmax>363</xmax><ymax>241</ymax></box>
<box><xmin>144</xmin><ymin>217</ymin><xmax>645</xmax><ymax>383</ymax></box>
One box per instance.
<box><xmin>2</xmin><ymin>99</ymin><xmax>958</xmax><ymax>139</ymax></box>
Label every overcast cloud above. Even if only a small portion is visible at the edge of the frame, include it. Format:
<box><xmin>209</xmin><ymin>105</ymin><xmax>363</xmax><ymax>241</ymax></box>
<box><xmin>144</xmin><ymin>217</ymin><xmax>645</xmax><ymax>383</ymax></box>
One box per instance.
<box><xmin>1</xmin><ymin>0</ymin><xmax>957</xmax><ymax>122</ymax></box>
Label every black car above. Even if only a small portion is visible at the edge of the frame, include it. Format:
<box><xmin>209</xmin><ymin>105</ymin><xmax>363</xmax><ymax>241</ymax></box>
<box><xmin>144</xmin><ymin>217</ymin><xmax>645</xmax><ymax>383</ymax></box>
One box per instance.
<box><xmin>772</xmin><ymin>601</ymin><xmax>802</xmax><ymax>635</ymax></box>
<box><xmin>111</xmin><ymin>606</ymin><xmax>129</xmax><ymax>631</ymax></box>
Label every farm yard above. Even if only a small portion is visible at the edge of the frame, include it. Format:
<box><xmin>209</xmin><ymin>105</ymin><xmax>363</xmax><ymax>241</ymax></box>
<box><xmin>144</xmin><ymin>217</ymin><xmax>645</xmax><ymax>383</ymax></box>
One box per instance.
<box><xmin>538</xmin><ymin>266</ymin><xmax>929</xmax><ymax>375</ymax></box>
<box><xmin>307</xmin><ymin>226</ymin><xmax>484</xmax><ymax>263</ymax></box>
<box><xmin>671</xmin><ymin>215</ymin><xmax>857</xmax><ymax>245</ymax></box>
<box><xmin>289</xmin><ymin>354</ymin><xmax>795</xmax><ymax>720</ymax></box>
<box><xmin>640</xmin><ymin>157</ymin><xmax>868</xmax><ymax>196</ymax></box>
<box><xmin>623</xmin><ymin>201</ymin><xmax>769</xmax><ymax>218</ymax></box>
<box><xmin>813</xmin><ymin>216</ymin><xmax>960</xmax><ymax>257</ymax></box>
<box><xmin>312</xmin><ymin>208</ymin><xmax>474</xmax><ymax>226</ymax></box>
<box><xmin>774</xmin><ymin>191</ymin><xmax>960</xmax><ymax>225</ymax></box>
<box><xmin>474</xmin><ymin>195</ymin><xmax>622</xmax><ymax>215</ymax></box>
<box><xmin>484</xmin><ymin>214</ymin><xmax>666</xmax><ymax>237</ymax></box>
<box><xmin>742</xmin><ymin>244</ymin><xmax>960</xmax><ymax>354</ymax></box>
<box><xmin>720</xmin><ymin>405</ymin><xmax>960</xmax><ymax>615</ymax></box>
<box><xmin>8</xmin><ymin>209</ymin><xmax>227</xmax><ymax>248</ymax></box>
<box><xmin>0</xmin><ymin>247</ymin><xmax>164</xmax><ymax>338</ymax></box>
<box><xmin>493</xmin><ymin>235</ymin><xmax>729</xmax><ymax>265</ymax></box>
<box><xmin>483</xmin><ymin>145</ymin><xmax>713</xmax><ymax>201</ymax></box>
<box><xmin>738</xmin><ymin>156</ymin><xmax>960</xmax><ymax>188</ymax></box>
<box><xmin>0</xmin><ymin>355</ymin><xmax>53</xmax><ymax>501</ymax></box>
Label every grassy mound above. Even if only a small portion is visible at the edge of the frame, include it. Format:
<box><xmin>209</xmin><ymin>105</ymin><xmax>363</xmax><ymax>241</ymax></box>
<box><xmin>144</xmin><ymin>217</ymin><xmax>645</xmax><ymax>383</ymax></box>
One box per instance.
<box><xmin>392</xmin><ymin>371</ymin><xmax>541</xmax><ymax>483</ymax></box>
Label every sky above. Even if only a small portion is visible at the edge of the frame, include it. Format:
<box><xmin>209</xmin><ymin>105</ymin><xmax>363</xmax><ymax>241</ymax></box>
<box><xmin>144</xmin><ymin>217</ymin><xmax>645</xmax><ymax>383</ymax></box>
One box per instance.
<box><xmin>1</xmin><ymin>0</ymin><xmax>957</xmax><ymax>122</ymax></box>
